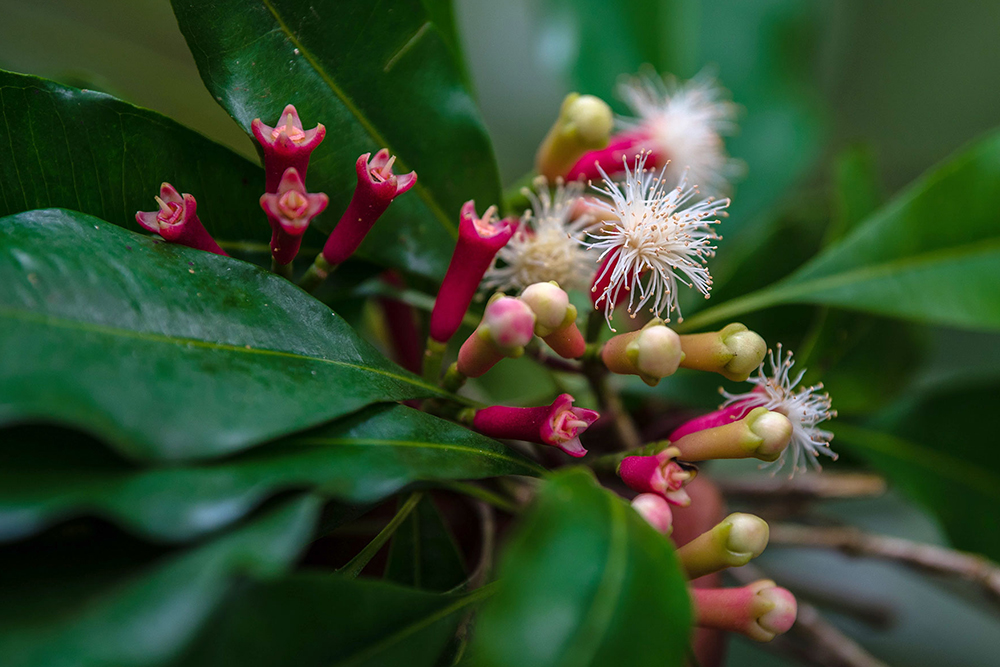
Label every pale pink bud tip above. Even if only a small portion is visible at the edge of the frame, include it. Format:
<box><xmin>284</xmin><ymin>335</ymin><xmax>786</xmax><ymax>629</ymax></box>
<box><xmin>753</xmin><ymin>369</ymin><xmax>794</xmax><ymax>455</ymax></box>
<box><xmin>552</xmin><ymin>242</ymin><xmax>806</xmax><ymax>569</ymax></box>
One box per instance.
<box><xmin>482</xmin><ymin>296</ymin><xmax>536</xmax><ymax>351</ymax></box>
<box><xmin>631</xmin><ymin>493</ymin><xmax>673</xmax><ymax>535</ymax></box>
<box><xmin>520</xmin><ymin>282</ymin><xmax>571</xmax><ymax>335</ymax></box>
<box><xmin>746</xmin><ymin>409</ymin><xmax>793</xmax><ymax>461</ymax></box>
<box><xmin>756</xmin><ymin>584</ymin><xmax>797</xmax><ymax>639</ymax></box>
<box><xmin>135</xmin><ymin>183</ymin><xmax>227</xmax><ymax>256</ymax></box>
<box><xmin>472</xmin><ymin>393</ymin><xmax>597</xmax><ymax>457</ymax></box>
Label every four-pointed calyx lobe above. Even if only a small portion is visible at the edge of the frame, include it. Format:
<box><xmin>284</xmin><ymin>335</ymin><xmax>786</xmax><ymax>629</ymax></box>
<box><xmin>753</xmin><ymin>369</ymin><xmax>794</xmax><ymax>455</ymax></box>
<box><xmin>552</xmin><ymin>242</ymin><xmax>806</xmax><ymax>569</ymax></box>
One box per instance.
<box><xmin>252</xmin><ymin>104</ymin><xmax>326</xmax><ymax>193</ymax></box>
<box><xmin>472</xmin><ymin>393</ymin><xmax>599</xmax><ymax>457</ymax></box>
<box><xmin>135</xmin><ymin>183</ymin><xmax>228</xmax><ymax>256</ymax></box>
<box><xmin>430</xmin><ymin>201</ymin><xmax>516</xmax><ymax>344</ymax></box>
<box><xmin>260</xmin><ymin>168</ymin><xmax>329</xmax><ymax>266</ymax></box>
<box><xmin>618</xmin><ymin>446</ymin><xmax>694</xmax><ymax>505</ymax></box>
<box><xmin>321</xmin><ymin>149</ymin><xmax>417</xmax><ymax>266</ymax></box>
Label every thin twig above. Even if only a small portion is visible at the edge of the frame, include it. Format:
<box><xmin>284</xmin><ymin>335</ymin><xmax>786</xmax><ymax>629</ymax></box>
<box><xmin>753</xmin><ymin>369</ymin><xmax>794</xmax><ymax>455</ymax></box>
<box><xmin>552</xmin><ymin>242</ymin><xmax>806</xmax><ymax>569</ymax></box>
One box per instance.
<box><xmin>439</xmin><ymin>480</ymin><xmax>521</xmax><ymax>514</ymax></box>
<box><xmin>468</xmin><ymin>500</ymin><xmax>497</xmax><ymax>590</ymax></box>
<box><xmin>728</xmin><ymin>563</ymin><xmax>889</xmax><ymax>667</ymax></box>
<box><xmin>769</xmin><ymin>523</ymin><xmax>1000</xmax><ymax>603</ymax></box>
<box><xmin>716</xmin><ymin>473</ymin><xmax>887</xmax><ymax>501</ymax></box>
<box><xmin>339</xmin><ymin>492</ymin><xmax>423</xmax><ymax>578</ymax></box>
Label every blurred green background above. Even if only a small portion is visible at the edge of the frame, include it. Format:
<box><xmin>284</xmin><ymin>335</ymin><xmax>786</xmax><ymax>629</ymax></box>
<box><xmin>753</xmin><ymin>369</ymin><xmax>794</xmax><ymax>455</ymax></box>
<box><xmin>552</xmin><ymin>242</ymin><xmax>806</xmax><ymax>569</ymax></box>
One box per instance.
<box><xmin>3</xmin><ymin>0</ymin><xmax>999</xmax><ymax>664</ymax></box>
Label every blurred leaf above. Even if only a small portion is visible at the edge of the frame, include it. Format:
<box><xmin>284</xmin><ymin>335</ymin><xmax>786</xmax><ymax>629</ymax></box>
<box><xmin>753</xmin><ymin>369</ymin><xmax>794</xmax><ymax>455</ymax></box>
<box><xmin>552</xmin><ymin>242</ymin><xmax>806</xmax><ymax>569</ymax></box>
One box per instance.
<box><xmin>683</xmin><ymin>130</ymin><xmax>1000</xmax><ymax>332</ymax></box>
<box><xmin>0</xmin><ymin>69</ymin><xmax>270</xmax><ymax>250</ymax></box>
<box><xmin>467</xmin><ymin>468</ymin><xmax>692</xmax><ymax>667</ymax></box>
<box><xmin>385</xmin><ymin>495</ymin><xmax>467</xmax><ymax>591</ymax></box>
<box><xmin>178</xmin><ymin>574</ymin><xmax>490</xmax><ymax>667</ymax></box>
<box><xmin>0</xmin><ymin>495</ymin><xmax>320</xmax><ymax>667</ymax></box>
<box><xmin>0</xmin><ymin>405</ymin><xmax>543</xmax><ymax>543</ymax></box>
<box><xmin>834</xmin><ymin>382</ymin><xmax>1000</xmax><ymax>560</ymax></box>
<box><xmin>827</xmin><ymin>144</ymin><xmax>882</xmax><ymax>244</ymax></box>
<box><xmin>0</xmin><ymin>209</ymin><xmax>447</xmax><ymax>462</ymax></box>
<box><xmin>170</xmin><ymin>0</ymin><xmax>502</xmax><ymax>280</ymax></box>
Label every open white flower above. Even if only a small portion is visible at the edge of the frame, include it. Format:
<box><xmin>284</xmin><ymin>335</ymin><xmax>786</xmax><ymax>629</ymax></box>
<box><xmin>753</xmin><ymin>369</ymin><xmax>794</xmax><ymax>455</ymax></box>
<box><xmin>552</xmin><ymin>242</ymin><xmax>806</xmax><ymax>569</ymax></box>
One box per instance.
<box><xmin>721</xmin><ymin>344</ymin><xmax>838</xmax><ymax>475</ymax></box>
<box><xmin>617</xmin><ymin>70</ymin><xmax>741</xmax><ymax>194</ymax></box>
<box><xmin>585</xmin><ymin>152</ymin><xmax>730</xmax><ymax>328</ymax></box>
<box><xmin>483</xmin><ymin>177</ymin><xmax>598</xmax><ymax>293</ymax></box>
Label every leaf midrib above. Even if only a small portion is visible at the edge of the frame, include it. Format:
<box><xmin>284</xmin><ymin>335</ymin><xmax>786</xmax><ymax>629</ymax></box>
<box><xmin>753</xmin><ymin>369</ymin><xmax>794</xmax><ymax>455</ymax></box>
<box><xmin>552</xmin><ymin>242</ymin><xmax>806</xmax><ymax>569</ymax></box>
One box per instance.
<box><xmin>259</xmin><ymin>0</ymin><xmax>457</xmax><ymax>237</ymax></box>
<box><xmin>679</xmin><ymin>236</ymin><xmax>1000</xmax><ymax>331</ymax></box>
<box><xmin>0</xmin><ymin>305</ymin><xmax>445</xmax><ymax>397</ymax></box>
<box><xmin>557</xmin><ymin>494</ymin><xmax>628</xmax><ymax>666</ymax></box>
<box><xmin>291</xmin><ymin>437</ymin><xmax>547</xmax><ymax>475</ymax></box>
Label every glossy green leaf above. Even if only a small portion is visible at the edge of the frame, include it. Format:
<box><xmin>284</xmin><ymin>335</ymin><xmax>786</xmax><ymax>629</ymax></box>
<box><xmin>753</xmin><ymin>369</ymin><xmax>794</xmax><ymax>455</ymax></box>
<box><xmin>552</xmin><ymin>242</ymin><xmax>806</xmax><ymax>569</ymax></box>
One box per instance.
<box><xmin>170</xmin><ymin>0</ymin><xmax>502</xmax><ymax>280</ymax></box>
<box><xmin>0</xmin><ymin>209</ymin><xmax>447</xmax><ymax>461</ymax></box>
<box><xmin>827</xmin><ymin>144</ymin><xmax>882</xmax><ymax>244</ymax></box>
<box><xmin>384</xmin><ymin>494</ymin><xmax>467</xmax><ymax>591</ymax></box>
<box><xmin>178</xmin><ymin>574</ymin><xmax>492</xmax><ymax>667</ymax></box>
<box><xmin>683</xmin><ymin>130</ymin><xmax>1000</xmax><ymax>331</ymax></box>
<box><xmin>0</xmin><ymin>495</ymin><xmax>320</xmax><ymax>667</ymax></box>
<box><xmin>0</xmin><ymin>405</ymin><xmax>543</xmax><ymax>543</ymax></box>
<box><xmin>0</xmin><ymin>68</ymin><xmax>271</xmax><ymax>251</ymax></box>
<box><xmin>834</xmin><ymin>383</ymin><xmax>1000</xmax><ymax>560</ymax></box>
<box><xmin>468</xmin><ymin>468</ymin><xmax>692</xmax><ymax>667</ymax></box>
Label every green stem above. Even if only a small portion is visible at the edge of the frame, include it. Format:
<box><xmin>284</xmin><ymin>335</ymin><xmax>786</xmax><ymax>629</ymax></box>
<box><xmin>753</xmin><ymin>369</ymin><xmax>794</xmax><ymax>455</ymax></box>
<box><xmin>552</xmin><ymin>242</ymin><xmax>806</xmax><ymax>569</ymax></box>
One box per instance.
<box><xmin>298</xmin><ymin>254</ymin><xmax>336</xmax><ymax>293</ymax></box>
<box><xmin>440</xmin><ymin>481</ymin><xmax>521</xmax><ymax>514</ymax></box>
<box><xmin>271</xmin><ymin>258</ymin><xmax>293</xmax><ymax>279</ymax></box>
<box><xmin>441</xmin><ymin>362</ymin><xmax>468</xmax><ymax>393</ymax></box>
<box><xmin>339</xmin><ymin>492</ymin><xmax>423</xmax><ymax>579</ymax></box>
<box><xmin>583</xmin><ymin>356</ymin><xmax>641</xmax><ymax>451</ymax></box>
<box><xmin>422</xmin><ymin>337</ymin><xmax>447</xmax><ymax>383</ymax></box>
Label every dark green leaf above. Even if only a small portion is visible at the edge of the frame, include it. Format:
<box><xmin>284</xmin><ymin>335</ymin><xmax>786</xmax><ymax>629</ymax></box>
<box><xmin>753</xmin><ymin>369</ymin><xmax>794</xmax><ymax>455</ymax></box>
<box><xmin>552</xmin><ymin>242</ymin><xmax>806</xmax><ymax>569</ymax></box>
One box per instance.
<box><xmin>468</xmin><ymin>468</ymin><xmax>692</xmax><ymax>667</ymax></box>
<box><xmin>0</xmin><ymin>209</ymin><xmax>446</xmax><ymax>461</ymax></box>
<box><xmin>683</xmin><ymin>130</ymin><xmax>1000</xmax><ymax>332</ymax></box>
<box><xmin>0</xmin><ymin>68</ymin><xmax>270</xmax><ymax>251</ymax></box>
<box><xmin>0</xmin><ymin>405</ymin><xmax>543</xmax><ymax>543</ymax></box>
<box><xmin>385</xmin><ymin>494</ymin><xmax>467</xmax><ymax>591</ymax></box>
<box><xmin>0</xmin><ymin>495</ymin><xmax>320</xmax><ymax>667</ymax></box>
<box><xmin>834</xmin><ymin>383</ymin><xmax>1000</xmax><ymax>560</ymax></box>
<box><xmin>170</xmin><ymin>0</ymin><xmax>502</xmax><ymax>280</ymax></box>
<box><xmin>178</xmin><ymin>574</ymin><xmax>492</xmax><ymax>667</ymax></box>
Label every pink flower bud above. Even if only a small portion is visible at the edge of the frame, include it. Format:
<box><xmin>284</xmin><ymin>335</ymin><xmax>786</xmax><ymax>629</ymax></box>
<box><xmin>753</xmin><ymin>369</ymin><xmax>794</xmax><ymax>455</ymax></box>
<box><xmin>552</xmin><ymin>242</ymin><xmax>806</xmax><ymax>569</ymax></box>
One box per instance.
<box><xmin>429</xmin><ymin>201</ymin><xmax>516</xmax><ymax>344</ymax></box>
<box><xmin>320</xmin><ymin>149</ymin><xmax>416</xmax><ymax>266</ymax></box>
<box><xmin>457</xmin><ymin>296</ymin><xmax>535</xmax><ymax>377</ymax></box>
<box><xmin>259</xmin><ymin>168</ymin><xmax>329</xmax><ymax>266</ymax></box>
<box><xmin>520</xmin><ymin>282</ymin><xmax>587</xmax><ymax>359</ymax></box>
<box><xmin>135</xmin><ymin>183</ymin><xmax>227</xmax><ymax>256</ymax></box>
<box><xmin>472</xmin><ymin>393</ymin><xmax>599</xmax><ymax>457</ymax></box>
<box><xmin>693</xmin><ymin>580</ymin><xmax>797</xmax><ymax>642</ymax></box>
<box><xmin>602</xmin><ymin>319</ymin><xmax>683</xmax><ymax>386</ymax></box>
<box><xmin>669</xmin><ymin>401</ymin><xmax>755</xmax><ymax>442</ymax></box>
<box><xmin>671</xmin><ymin>407</ymin><xmax>793</xmax><ymax>463</ymax></box>
<box><xmin>565</xmin><ymin>130</ymin><xmax>649</xmax><ymax>182</ymax></box>
<box><xmin>251</xmin><ymin>104</ymin><xmax>326</xmax><ymax>192</ymax></box>
<box><xmin>631</xmin><ymin>493</ymin><xmax>674</xmax><ymax>535</ymax></box>
<box><xmin>618</xmin><ymin>446</ymin><xmax>693</xmax><ymax>506</ymax></box>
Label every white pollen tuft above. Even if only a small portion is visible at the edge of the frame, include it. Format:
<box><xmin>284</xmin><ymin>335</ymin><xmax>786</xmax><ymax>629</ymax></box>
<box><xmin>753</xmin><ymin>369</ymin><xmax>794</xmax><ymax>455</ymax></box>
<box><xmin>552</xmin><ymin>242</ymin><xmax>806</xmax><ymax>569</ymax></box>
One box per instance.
<box><xmin>721</xmin><ymin>344</ymin><xmax>838</xmax><ymax>476</ymax></box>
<box><xmin>584</xmin><ymin>152</ymin><xmax>730</xmax><ymax>329</ymax></box>
<box><xmin>617</xmin><ymin>70</ymin><xmax>741</xmax><ymax>195</ymax></box>
<box><xmin>483</xmin><ymin>177</ymin><xmax>599</xmax><ymax>293</ymax></box>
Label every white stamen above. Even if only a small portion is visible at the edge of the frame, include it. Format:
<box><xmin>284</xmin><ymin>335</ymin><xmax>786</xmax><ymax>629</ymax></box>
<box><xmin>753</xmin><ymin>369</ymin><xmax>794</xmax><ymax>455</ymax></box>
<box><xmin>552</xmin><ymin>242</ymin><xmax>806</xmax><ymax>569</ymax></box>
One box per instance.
<box><xmin>584</xmin><ymin>152</ymin><xmax>729</xmax><ymax>329</ymax></box>
<box><xmin>483</xmin><ymin>177</ymin><xmax>598</xmax><ymax>293</ymax></box>
<box><xmin>618</xmin><ymin>70</ymin><xmax>741</xmax><ymax>194</ymax></box>
<box><xmin>720</xmin><ymin>344</ymin><xmax>838</xmax><ymax>476</ymax></box>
